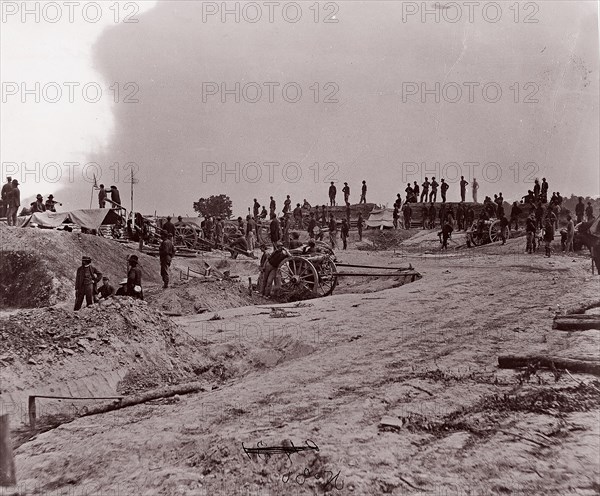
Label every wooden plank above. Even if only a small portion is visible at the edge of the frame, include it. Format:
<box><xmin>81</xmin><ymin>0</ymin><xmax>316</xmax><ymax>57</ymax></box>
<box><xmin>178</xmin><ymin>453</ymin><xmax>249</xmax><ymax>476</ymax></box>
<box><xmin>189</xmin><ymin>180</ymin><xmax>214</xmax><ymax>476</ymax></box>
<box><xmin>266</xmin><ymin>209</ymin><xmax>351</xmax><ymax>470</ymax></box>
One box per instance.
<box><xmin>498</xmin><ymin>355</ymin><xmax>600</xmax><ymax>376</ymax></box>
<box><xmin>335</xmin><ymin>263</ymin><xmax>413</xmax><ymax>271</ymax></box>
<box><xmin>553</xmin><ymin>318</ymin><xmax>600</xmax><ymax>331</ymax></box>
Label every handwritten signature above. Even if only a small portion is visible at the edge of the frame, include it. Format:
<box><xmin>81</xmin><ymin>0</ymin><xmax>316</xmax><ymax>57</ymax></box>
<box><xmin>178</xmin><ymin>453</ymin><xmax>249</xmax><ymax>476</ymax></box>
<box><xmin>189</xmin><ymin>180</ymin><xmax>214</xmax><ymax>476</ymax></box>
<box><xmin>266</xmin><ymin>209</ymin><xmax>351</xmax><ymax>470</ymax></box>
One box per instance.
<box><xmin>283</xmin><ymin>466</ymin><xmax>344</xmax><ymax>491</ymax></box>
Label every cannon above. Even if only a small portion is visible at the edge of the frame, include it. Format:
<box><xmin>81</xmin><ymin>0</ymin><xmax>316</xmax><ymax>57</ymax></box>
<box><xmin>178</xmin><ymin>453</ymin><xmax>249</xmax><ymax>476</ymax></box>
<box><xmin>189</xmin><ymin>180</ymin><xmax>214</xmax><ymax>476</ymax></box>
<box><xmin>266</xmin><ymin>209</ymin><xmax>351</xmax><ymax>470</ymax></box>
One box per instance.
<box><xmin>466</xmin><ymin>218</ymin><xmax>509</xmax><ymax>247</ymax></box>
<box><xmin>274</xmin><ymin>248</ymin><xmax>420</xmax><ymax>299</ymax></box>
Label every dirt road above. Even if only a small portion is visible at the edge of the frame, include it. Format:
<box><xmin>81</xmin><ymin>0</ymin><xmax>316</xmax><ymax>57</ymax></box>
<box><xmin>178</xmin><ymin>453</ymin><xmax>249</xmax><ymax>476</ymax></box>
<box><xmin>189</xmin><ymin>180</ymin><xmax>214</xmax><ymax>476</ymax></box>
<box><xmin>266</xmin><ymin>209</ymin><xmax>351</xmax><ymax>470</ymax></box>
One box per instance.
<box><xmin>8</xmin><ymin>240</ymin><xmax>600</xmax><ymax>495</ymax></box>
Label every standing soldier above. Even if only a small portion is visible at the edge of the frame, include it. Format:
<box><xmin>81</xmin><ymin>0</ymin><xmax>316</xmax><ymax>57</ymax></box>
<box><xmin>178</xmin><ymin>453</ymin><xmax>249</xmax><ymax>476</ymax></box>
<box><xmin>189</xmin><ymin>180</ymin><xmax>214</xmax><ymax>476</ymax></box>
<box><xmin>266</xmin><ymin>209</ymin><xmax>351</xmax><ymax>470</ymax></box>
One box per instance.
<box><xmin>163</xmin><ymin>216</ymin><xmax>176</xmax><ymax>237</ymax></box>
<box><xmin>215</xmin><ymin>217</ymin><xmax>224</xmax><ymax>247</ymax></box>
<box><xmin>246</xmin><ymin>215</ymin><xmax>257</xmax><ymax>252</ymax></box>
<box><xmin>525</xmin><ymin>214</ymin><xmax>537</xmax><ymax>253</ymax></box>
<box><xmin>253</xmin><ymin>199</ymin><xmax>260</xmax><ymax>219</ymax></box>
<box><xmin>328</xmin><ymin>213</ymin><xmax>338</xmax><ymax>248</ymax></box>
<box><xmin>441</xmin><ymin>221</ymin><xmax>453</xmax><ymax>250</ymax></box>
<box><xmin>159</xmin><ymin>233</ymin><xmax>175</xmax><ymax>289</ymax></box>
<box><xmin>6</xmin><ymin>179</ymin><xmax>20</xmax><ymax>227</ymax></box>
<box><xmin>328</xmin><ymin>182</ymin><xmax>337</xmax><ymax>206</ymax></box>
<box><xmin>340</xmin><ymin>218</ymin><xmax>349</xmax><ymax>250</ymax></box>
<box><xmin>428</xmin><ymin>202</ymin><xmax>436</xmax><ymax>229</ymax></box>
<box><xmin>456</xmin><ymin>203</ymin><xmax>464</xmax><ymax>231</ymax></box>
<box><xmin>269</xmin><ymin>196</ymin><xmax>276</xmax><ymax>215</ymax></box>
<box><xmin>541</xmin><ymin>178</ymin><xmax>549</xmax><ymax>203</ymax></box>
<box><xmin>402</xmin><ymin>202</ymin><xmax>412</xmax><ymax>229</ymax></box>
<box><xmin>429</xmin><ymin>177</ymin><xmax>438</xmax><ymax>203</ymax></box>
<box><xmin>575</xmin><ymin>197</ymin><xmax>585</xmax><ymax>224</ymax></box>
<box><xmin>460</xmin><ymin>176</ymin><xmax>469</xmax><ymax>202</ymax></box>
<box><xmin>499</xmin><ymin>213</ymin><xmax>509</xmax><ymax>245</ymax></box>
<box><xmin>510</xmin><ymin>202</ymin><xmax>522</xmax><ymax>231</ymax></box>
<box><xmin>543</xmin><ymin>216</ymin><xmax>554</xmax><ymax>257</ymax></box>
<box><xmin>98</xmin><ymin>184</ymin><xmax>107</xmax><ymax>208</ymax></box>
<box><xmin>359</xmin><ymin>180</ymin><xmax>367</xmax><ymax>204</ymax></box>
<box><xmin>357</xmin><ymin>212</ymin><xmax>364</xmax><ymax>241</ymax></box>
<box><xmin>466</xmin><ymin>204</ymin><xmax>475</xmax><ymax>228</ymax></box>
<box><xmin>440</xmin><ymin>179</ymin><xmax>449</xmax><ymax>203</ymax></box>
<box><xmin>585</xmin><ymin>202</ymin><xmax>594</xmax><ymax>221</ymax></box>
<box><xmin>320</xmin><ymin>205</ymin><xmax>327</xmax><ymax>226</ymax></box>
<box><xmin>420</xmin><ymin>177</ymin><xmax>430</xmax><ymax>203</ymax></box>
<box><xmin>393</xmin><ymin>205</ymin><xmax>400</xmax><ymax>230</ymax></box>
<box><xmin>293</xmin><ymin>203</ymin><xmax>303</xmax><ymax>229</ymax></box>
<box><xmin>74</xmin><ymin>256</ymin><xmax>102</xmax><ymax>311</ymax></box>
<box><xmin>110</xmin><ymin>185</ymin><xmax>121</xmax><ymax>208</ymax></box>
<box><xmin>412</xmin><ymin>181</ymin><xmax>420</xmax><ymax>201</ymax></box>
<box><xmin>565</xmin><ymin>215</ymin><xmax>575</xmax><ymax>252</ymax></box>
<box><xmin>269</xmin><ymin>213</ymin><xmax>281</xmax><ymax>248</ymax></box>
<box><xmin>307</xmin><ymin>212</ymin><xmax>317</xmax><ymax>238</ymax></box>
<box><xmin>472</xmin><ymin>178</ymin><xmax>479</xmax><ymax>203</ymax></box>
<box><xmin>1</xmin><ymin>176</ymin><xmax>12</xmax><ymax>218</ymax></box>
<box><xmin>342</xmin><ymin>182</ymin><xmax>350</xmax><ymax>204</ymax></box>
<box><xmin>422</xmin><ymin>204</ymin><xmax>429</xmax><ymax>230</ymax></box>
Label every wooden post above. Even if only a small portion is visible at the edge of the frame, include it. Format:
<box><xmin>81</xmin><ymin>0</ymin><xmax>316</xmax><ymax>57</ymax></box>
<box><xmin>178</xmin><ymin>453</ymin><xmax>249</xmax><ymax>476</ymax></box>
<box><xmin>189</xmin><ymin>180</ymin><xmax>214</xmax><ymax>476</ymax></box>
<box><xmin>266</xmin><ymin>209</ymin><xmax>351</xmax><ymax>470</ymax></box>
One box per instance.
<box><xmin>0</xmin><ymin>414</ymin><xmax>16</xmax><ymax>486</ymax></box>
<box><xmin>28</xmin><ymin>396</ymin><xmax>36</xmax><ymax>429</ymax></box>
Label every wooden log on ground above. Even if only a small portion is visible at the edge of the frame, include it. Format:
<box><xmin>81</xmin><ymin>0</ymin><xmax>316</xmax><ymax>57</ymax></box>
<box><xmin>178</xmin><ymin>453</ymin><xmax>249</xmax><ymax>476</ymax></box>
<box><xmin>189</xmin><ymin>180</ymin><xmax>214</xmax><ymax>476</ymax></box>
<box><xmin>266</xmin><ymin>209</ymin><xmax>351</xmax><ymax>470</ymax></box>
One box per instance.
<box><xmin>553</xmin><ymin>317</ymin><xmax>600</xmax><ymax>331</ymax></box>
<box><xmin>82</xmin><ymin>382</ymin><xmax>208</xmax><ymax>418</ymax></box>
<box><xmin>0</xmin><ymin>414</ymin><xmax>16</xmax><ymax>486</ymax></box>
<box><xmin>558</xmin><ymin>314</ymin><xmax>600</xmax><ymax>320</ymax></box>
<box><xmin>498</xmin><ymin>355</ymin><xmax>600</xmax><ymax>376</ymax></box>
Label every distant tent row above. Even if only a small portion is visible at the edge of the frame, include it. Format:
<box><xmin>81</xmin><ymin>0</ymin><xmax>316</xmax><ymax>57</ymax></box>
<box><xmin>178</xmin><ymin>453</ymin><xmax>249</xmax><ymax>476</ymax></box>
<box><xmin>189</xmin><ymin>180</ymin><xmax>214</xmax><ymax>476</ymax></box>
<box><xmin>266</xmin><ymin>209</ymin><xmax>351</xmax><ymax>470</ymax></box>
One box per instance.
<box><xmin>17</xmin><ymin>208</ymin><xmax>123</xmax><ymax>231</ymax></box>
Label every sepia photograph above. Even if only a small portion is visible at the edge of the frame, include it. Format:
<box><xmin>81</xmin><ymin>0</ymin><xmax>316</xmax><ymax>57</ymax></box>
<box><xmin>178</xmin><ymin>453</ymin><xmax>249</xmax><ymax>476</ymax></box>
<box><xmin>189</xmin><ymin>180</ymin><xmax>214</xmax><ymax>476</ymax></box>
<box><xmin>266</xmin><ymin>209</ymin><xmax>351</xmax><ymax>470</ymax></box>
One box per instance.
<box><xmin>1</xmin><ymin>1</ymin><xmax>599</xmax><ymax>494</ymax></box>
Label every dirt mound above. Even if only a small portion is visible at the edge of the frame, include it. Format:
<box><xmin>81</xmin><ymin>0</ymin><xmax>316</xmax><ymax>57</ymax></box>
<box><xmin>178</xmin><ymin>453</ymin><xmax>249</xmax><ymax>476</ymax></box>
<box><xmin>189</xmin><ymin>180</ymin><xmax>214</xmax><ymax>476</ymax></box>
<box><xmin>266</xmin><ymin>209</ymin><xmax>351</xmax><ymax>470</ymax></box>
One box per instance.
<box><xmin>361</xmin><ymin>228</ymin><xmax>420</xmax><ymax>250</ymax></box>
<box><xmin>0</xmin><ymin>224</ymin><xmax>162</xmax><ymax>310</ymax></box>
<box><xmin>144</xmin><ymin>277</ymin><xmax>264</xmax><ymax>315</ymax></box>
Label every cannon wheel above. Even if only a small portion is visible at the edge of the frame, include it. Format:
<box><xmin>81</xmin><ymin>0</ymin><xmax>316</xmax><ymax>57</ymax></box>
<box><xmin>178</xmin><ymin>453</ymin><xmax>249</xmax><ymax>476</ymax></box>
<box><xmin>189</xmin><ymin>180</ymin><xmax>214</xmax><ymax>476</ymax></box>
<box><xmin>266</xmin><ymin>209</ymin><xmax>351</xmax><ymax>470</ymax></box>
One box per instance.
<box><xmin>278</xmin><ymin>256</ymin><xmax>318</xmax><ymax>296</ymax></box>
<box><xmin>316</xmin><ymin>256</ymin><xmax>338</xmax><ymax>297</ymax></box>
<box><xmin>489</xmin><ymin>219</ymin><xmax>508</xmax><ymax>243</ymax></box>
<box><xmin>467</xmin><ymin>225</ymin><xmax>486</xmax><ymax>247</ymax></box>
<box><xmin>174</xmin><ymin>222</ymin><xmax>198</xmax><ymax>249</ymax></box>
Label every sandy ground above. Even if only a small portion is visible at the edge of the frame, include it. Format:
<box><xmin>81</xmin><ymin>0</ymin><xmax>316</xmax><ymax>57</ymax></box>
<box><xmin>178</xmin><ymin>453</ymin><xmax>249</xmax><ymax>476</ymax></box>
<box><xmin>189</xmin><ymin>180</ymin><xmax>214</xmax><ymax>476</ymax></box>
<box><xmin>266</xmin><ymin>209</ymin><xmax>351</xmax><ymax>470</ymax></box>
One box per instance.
<box><xmin>2</xmin><ymin>232</ymin><xmax>600</xmax><ymax>495</ymax></box>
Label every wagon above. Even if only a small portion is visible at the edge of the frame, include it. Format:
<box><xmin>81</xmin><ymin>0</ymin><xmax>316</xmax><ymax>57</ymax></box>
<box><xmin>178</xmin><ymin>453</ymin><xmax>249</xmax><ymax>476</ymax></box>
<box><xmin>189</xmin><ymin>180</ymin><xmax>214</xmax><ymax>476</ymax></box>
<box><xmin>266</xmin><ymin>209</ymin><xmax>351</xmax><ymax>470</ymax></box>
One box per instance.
<box><xmin>466</xmin><ymin>218</ymin><xmax>510</xmax><ymax>247</ymax></box>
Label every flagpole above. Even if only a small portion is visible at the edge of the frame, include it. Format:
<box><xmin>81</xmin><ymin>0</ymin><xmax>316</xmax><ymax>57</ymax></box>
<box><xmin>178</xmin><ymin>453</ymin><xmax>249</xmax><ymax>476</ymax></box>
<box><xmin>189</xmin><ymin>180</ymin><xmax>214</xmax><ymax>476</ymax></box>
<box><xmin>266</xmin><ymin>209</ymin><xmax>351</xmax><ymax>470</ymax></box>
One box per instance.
<box><xmin>89</xmin><ymin>184</ymin><xmax>94</xmax><ymax>209</ymax></box>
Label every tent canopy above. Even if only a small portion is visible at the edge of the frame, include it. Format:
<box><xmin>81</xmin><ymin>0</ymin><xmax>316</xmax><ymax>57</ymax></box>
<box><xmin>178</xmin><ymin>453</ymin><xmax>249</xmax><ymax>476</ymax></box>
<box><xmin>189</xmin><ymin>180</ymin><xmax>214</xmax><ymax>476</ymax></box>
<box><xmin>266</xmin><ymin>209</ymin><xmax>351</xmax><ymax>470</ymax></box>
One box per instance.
<box><xmin>365</xmin><ymin>208</ymin><xmax>395</xmax><ymax>228</ymax></box>
<box><xmin>19</xmin><ymin>209</ymin><xmax>122</xmax><ymax>231</ymax></box>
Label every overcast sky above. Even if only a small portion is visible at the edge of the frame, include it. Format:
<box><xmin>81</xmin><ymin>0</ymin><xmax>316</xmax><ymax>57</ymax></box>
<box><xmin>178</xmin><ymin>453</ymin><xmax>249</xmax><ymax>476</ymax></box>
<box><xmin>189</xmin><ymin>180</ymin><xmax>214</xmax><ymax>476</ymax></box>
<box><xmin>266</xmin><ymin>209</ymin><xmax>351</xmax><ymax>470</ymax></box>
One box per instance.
<box><xmin>2</xmin><ymin>1</ymin><xmax>598</xmax><ymax>217</ymax></box>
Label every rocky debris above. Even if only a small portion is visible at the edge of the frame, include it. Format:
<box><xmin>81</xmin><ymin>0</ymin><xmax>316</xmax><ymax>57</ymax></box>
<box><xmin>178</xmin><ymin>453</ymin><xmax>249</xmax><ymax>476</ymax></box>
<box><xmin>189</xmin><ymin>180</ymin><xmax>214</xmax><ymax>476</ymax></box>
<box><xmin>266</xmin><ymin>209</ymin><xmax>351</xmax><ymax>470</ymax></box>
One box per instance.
<box><xmin>0</xmin><ymin>298</ymin><xmax>178</xmax><ymax>364</ymax></box>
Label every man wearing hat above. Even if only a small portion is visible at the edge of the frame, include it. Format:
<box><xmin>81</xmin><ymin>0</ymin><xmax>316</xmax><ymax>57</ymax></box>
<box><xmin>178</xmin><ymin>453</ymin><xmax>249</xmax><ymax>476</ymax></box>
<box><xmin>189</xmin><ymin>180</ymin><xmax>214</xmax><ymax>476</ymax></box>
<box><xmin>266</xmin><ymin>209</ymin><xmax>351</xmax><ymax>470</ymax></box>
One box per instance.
<box><xmin>110</xmin><ymin>185</ymin><xmax>121</xmax><ymax>208</ymax></box>
<box><xmin>163</xmin><ymin>216</ymin><xmax>176</xmax><ymax>237</ymax></box>
<box><xmin>6</xmin><ymin>179</ymin><xmax>20</xmax><ymax>226</ymax></box>
<box><xmin>0</xmin><ymin>176</ymin><xmax>12</xmax><ymax>218</ymax></box>
<box><xmin>74</xmin><ymin>256</ymin><xmax>103</xmax><ymax>310</ymax></box>
<box><xmin>45</xmin><ymin>194</ymin><xmax>60</xmax><ymax>212</ymax></box>
<box><xmin>328</xmin><ymin>181</ymin><xmax>337</xmax><ymax>207</ymax></box>
<box><xmin>159</xmin><ymin>233</ymin><xmax>175</xmax><ymax>289</ymax></box>
<box><xmin>30</xmin><ymin>194</ymin><xmax>46</xmax><ymax>213</ymax></box>
<box><xmin>342</xmin><ymin>182</ymin><xmax>350</xmax><ymax>204</ymax></box>
<box><xmin>98</xmin><ymin>276</ymin><xmax>115</xmax><ymax>299</ymax></box>
<box><xmin>127</xmin><ymin>254</ymin><xmax>143</xmax><ymax>299</ymax></box>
